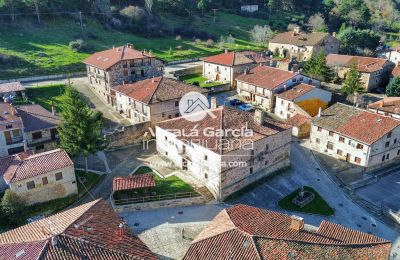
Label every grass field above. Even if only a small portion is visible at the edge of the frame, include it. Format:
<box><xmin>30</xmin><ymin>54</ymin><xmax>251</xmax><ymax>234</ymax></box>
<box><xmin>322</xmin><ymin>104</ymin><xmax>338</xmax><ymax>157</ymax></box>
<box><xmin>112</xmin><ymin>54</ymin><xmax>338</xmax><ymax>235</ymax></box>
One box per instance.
<box><xmin>180</xmin><ymin>74</ymin><xmax>222</xmax><ymax>88</ymax></box>
<box><xmin>0</xmin><ymin>11</ymin><xmax>303</xmax><ymax>79</ymax></box>
<box><xmin>18</xmin><ymin>83</ymin><xmax>67</xmax><ymax>112</ymax></box>
<box><xmin>278</xmin><ymin>186</ymin><xmax>334</xmax><ymax>216</ymax></box>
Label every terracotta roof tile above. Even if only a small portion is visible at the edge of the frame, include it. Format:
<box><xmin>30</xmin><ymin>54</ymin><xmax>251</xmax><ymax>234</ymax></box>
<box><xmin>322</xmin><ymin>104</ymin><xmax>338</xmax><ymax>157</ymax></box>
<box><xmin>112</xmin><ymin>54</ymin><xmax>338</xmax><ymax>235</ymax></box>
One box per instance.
<box><xmin>184</xmin><ymin>205</ymin><xmax>391</xmax><ymax>260</ymax></box>
<box><xmin>326</xmin><ymin>54</ymin><xmax>391</xmax><ymax>73</ymax></box>
<box><xmin>2</xmin><ymin>149</ymin><xmax>73</xmax><ymax>183</ymax></box>
<box><xmin>276</xmin><ymin>84</ymin><xmax>315</xmax><ymax>101</ymax></box>
<box><xmin>0</xmin><ymin>82</ymin><xmax>25</xmax><ymax>94</ymax></box>
<box><xmin>0</xmin><ymin>240</ymin><xmax>47</xmax><ymax>260</ymax></box>
<box><xmin>83</xmin><ymin>45</ymin><xmax>158</xmax><ymax>70</ymax></box>
<box><xmin>236</xmin><ymin>66</ymin><xmax>298</xmax><ymax>90</ymax></box>
<box><xmin>201</xmin><ymin>51</ymin><xmax>270</xmax><ymax>66</ymax></box>
<box><xmin>17</xmin><ymin>105</ymin><xmax>60</xmax><ymax>132</ymax></box>
<box><xmin>392</xmin><ymin>66</ymin><xmax>400</xmax><ymax>77</ymax></box>
<box><xmin>270</xmin><ymin>31</ymin><xmax>329</xmax><ymax>46</ymax></box>
<box><xmin>368</xmin><ymin>97</ymin><xmax>400</xmax><ymax>115</ymax></box>
<box><xmin>287</xmin><ymin>113</ymin><xmax>311</xmax><ymax>127</ymax></box>
<box><xmin>113</xmin><ymin>174</ymin><xmax>156</xmax><ymax>192</ymax></box>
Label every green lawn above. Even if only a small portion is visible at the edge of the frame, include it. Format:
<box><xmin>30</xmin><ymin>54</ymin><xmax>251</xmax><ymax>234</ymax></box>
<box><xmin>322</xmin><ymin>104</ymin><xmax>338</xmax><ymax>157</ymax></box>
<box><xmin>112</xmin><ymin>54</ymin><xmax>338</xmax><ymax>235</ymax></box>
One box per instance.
<box><xmin>113</xmin><ymin>166</ymin><xmax>197</xmax><ymax>201</ymax></box>
<box><xmin>19</xmin><ymin>84</ymin><xmax>67</xmax><ymax>112</ymax></box>
<box><xmin>180</xmin><ymin>74</ymin><xmax>223</xmax><ymax>88</ymax></box>
<box><xmin>278</xmin><ymin>186</ymin><xmax>334</xmax><ymax>216</ymax></box>
<box><xmin>0</xmin><ymin>10</ymin><xmax>307</xmax><ymax>80</ymax></box>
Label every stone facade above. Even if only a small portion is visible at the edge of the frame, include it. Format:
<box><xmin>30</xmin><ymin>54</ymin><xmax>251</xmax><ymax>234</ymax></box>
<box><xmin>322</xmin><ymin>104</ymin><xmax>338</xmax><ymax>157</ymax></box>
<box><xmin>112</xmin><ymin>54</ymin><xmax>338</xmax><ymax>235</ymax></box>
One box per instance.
<box><xmin>8</xmin><ymin>165</ymin><xmax>78</xmax><ymax>205</ymax></box>
<box><xmin>0</xmin><ymin>128</ymin><xmax>24</xmax><ymax>157</ymax></box>
<box><xmin>25</xmin><ymin>128</ymin><xmax>59</xmax><ymax>153</ymax></box>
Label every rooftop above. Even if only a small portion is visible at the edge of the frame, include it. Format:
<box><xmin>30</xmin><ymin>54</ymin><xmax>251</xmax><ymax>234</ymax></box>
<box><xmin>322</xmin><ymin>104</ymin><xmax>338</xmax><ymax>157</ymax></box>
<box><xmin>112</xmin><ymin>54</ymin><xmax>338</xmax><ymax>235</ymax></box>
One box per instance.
<box><xmin>368</xmin><ymin>97</ymin><xmax>400</xmax><ymax>115</ymax></box>
<box><xmin>0</xmin><ymin>199</ymin><xmax>156</xmax><ymax>259</ymax></box>
<box><xmin>236</xmin><ymin>66</ymin><xmax>298</xmax><ymax>90</ymax></box>
<box><xmin>83</xmin><ymin>44</ymin><xmax>158</xmax><ymax>70</ymax></box>
<box><xmin>326</xmin><ymin>54</ymin><xmax>391</xmax><ymax>73</ymax></box>
<box><xmin>201</xmin><ymin>51</ymin><xmax>271</xmax><ymax>66</ymax></box>
<box><xmin>270</xmin><ymin>31</ymin><xmax>330</xmax><ymax>46</ymax></box>
<box><xmin>287</xmin><ymin>113</ymin><xmax>311</xmax><ymax>127</ymax></box>
<box><xmin>157</xmin><ymin>106</ymin><xmax>291</xmax><ymax>155</ymax></box>
<box><xmin>0</xmin><ymin>103</ymin><xmax>23</xmax><ymax>131</ymax></box>
<box><xmin>0</xmin><ymin>149</ymin><xmax>73</xmax><ymax>183</ymax></box>
<box><xmin>17</xmin><ymin>104</ymin><xmax>60</xmax><ymax>132</ymax></box>
<box><xmin>276</xmin><ymin>84</ymin><xmax>315</xmax><ymax>101</ymax></box>
<box><xmin>312</xmin><ymin>103</ymin><xmax>400</xmax><ymax>145</ymax></box>
<box><xmin>0</xmin><ymin>82</ymin><xmax>25</xmax><ymax>94</ymax></box>
<box><xmin>113</xmin><ymin>77</ymin><xmax>206</xmax><ymax>105</ymax></box>
<box><xmin>183</xmin><ymin>204</ymin><xmax>391</xmax><ymax>260</ymax></box>
<box><xmin>113</xmin><ymin>174</ymin><xmax>156</xmax><ymax>192</ymax></box>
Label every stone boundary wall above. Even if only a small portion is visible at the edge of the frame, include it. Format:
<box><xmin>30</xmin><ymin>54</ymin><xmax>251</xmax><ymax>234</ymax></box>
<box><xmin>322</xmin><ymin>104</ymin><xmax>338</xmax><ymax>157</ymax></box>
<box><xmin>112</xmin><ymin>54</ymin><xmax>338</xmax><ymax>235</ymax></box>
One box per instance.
<box><xmin>0</xmin><ymin>73</ymin><xmax>86</xmax><ymax>83</ymax></box>
<box><xmin>105</xmin><ymin>121</ymin><xmax>152</xmax><ymax>149</ymax></box>
<box><xmin>173</xmin><ymin>66</ymin><xmax>203</xmax><ymax>78</ymax></box>
<box><xmin>113</xmin><ymin>196</ymin><xmax>206</xmax><ymax>212</ymax></box>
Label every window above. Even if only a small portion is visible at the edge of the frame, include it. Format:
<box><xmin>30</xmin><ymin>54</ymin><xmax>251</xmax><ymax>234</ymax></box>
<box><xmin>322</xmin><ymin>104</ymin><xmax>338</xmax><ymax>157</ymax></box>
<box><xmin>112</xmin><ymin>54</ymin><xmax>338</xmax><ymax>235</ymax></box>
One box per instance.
<box><xmin>265</xmin><ymin>160</ymin><xmax>268</xmax><ymax>165</ymax></box>
<box><xmin>175</xmin><ymin>100</ymin><xmax>179</xmax><ymax>107</ymax></box>
<box><xmin>386</xmin><ymin>154</ymin><xmax>390</xmax><ymax>160</ymax></box>
<box><xmin>388</xmin><ymin>132</ymin><xmax>392</xmax><ymax>138</ymax></box>
<box><xmin>204</xmin><ymin>173</ymin><xmax>208</xmax><ymax>179</ymax></box>
<box><xmin>250</xmin><ymin>150</ymin><xmax>254</xmax><ymax>156</ymax></box>
<box><xmin>12</xmin><ymin>129</ymin><xmax>21</xmax><ymax>137</ymax></box>
<box><xmin>35</xmin><ymin>145</ymin><xmax>45</xmax><ymax>151</ymax></box>
<box><xmin>5</xmin><ymin>124</ymin><xmax>12</xmax><ymax>129</ymax></box>
<box><xmin>382</xmin><ymin>155</ymin><xmax>386</xmax><ymax>162</ymax></box>
<box><xmin>26</xmin><ymin>181</ymin><xmax>35</xmax><ymax>190</ymax></box>
<box><xmin>175</xmin><ymin>113</ymin><xmax>180</xmax><ymax>117</ymax></box>
<box><xmin>398</xmin><ymin>149</ymin><xmax>400</xmax><ymax>155</ymax></box>
<box><xmin>356</xmin><ymin>143</ymin><xmax>364</xmax><ymax>150</ymax></box>
<box><xmin>316</xmin><ymin>138</ymin><xmax>320</xmax><ymax>144</ymax></box>
<box><xmin>165</xmin><ymin>151</ymin><xmax>168</xmax><ymax>156</ymax></box>
<box><xmin>32</xmin><ymin>131</ymin><xmax>42</xmax><ymax>140</ymax></box>
<box><xmin>204</xmin><ymin>155</ymin><xmax>208</xmax><ymax>161</ymax></box>
<box><xmin>292</xmin><ymin>78</ymin><xmax>296</xmax><ymax>82</ymax></box>
<box><xmin>42</xmin><ymin>177</ymin><xmax>48</xmax><ymax>185</ymax></box>
<box><xmin>317</xmin><ymin>127</ymin><xmax>322</xmax><ymax>132</ymax></box>
<box><xmin>395</xmin><ymin>139</ymin><xmax>398</xmax><ymax>144</ymax></box>
<box><xmin>250</xmin><ymin>167</ymin><xmax>253</xmax><ymax>174</ymax></box>
<box><xmin>329</xmin><ymin>131</ymin><xmax>334</xmax><ymax>137</ymax></box>
<box><xmin>339</xmin><ymin>137</ymin><xmax>345</xmax><ymax>143</ymax></box>
<box><xmin>337</xmin><ymin>149</ymin><xmax>343</xmax><ymax>156</ymax></box>
<box><xmin>168</xmin><ymin>115</ymin><xmax>172</xmax><ymax>119</ymax></box>
<box><xmin>355</xmin><ymin>157</ymin><xmax>361</xmax><ymax>164</ymax></box>
<box><xmin>164</xmin><ymin>136</ymin><xmax>168</xmax><ymax>141</ymax></box>
<box><xmin>55</xmin><ymin>172</ymin><xmax>63</xmax><ymax>181</ymax></box>
<box><xmin>265</xmin><ymin>144</ymin><xmax>269</xmax><ymax>151</ymax></box>
<box><xmin>162</xmin><ymin>113</ymin><xmax>165</xmax><ymax>118</ymax></box>
<box><xmin>385</xmin><ymin>141</ymin><xmax>390</xmax><ymax>148</ymax></box>
<box><xmin>327</xmin><ymin>142</ymin><xmax>334</xmax><ymax>150</ymax></box>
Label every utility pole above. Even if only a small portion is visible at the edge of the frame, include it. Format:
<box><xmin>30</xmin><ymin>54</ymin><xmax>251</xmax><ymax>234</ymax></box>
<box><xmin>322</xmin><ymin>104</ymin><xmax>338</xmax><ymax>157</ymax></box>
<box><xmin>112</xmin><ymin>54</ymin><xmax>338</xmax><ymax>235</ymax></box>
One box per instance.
<box><xmin>79</xmin><ymin>11</ymin><xmax>84</xmax><ymax>35</ymax></box>
<box><xmin>212</xmin><ymin>9</ymin><xmax>217</xmax><ymax>23</ymax></box>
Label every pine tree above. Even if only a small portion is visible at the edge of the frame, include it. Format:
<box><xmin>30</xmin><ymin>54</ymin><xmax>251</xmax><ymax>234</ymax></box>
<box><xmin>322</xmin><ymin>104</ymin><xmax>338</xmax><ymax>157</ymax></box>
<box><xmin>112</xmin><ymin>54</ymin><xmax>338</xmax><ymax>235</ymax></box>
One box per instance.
<box><xmin>341</xmin><ymin>63</ymin><xmax>364</xmax><ymax>95</ymax></box>
<box><xmin>58</xmin><ymin>83</ymin><xmax>105</xmax><ymax>172</ymax></box>
<box><xmin>303</xmin><ymin>51</ymin><xmax>334</xmax><ymax>82</ymax></box>
<box><xmin>386</xmin><ymin>77</ymin><xmax>400</xmax><ymax>97</ymax></box>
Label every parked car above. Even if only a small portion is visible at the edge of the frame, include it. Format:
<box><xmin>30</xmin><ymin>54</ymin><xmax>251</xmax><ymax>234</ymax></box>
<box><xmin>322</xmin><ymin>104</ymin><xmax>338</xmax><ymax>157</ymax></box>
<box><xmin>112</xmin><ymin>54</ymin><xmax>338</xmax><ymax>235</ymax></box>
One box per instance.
<box><xmin>239</xmin><ymin>103</ymin><xmax>254</xmax><ymax>111</ymax></box>
<box><xmin>230</xmin><ymin>98</ymin><xmax>243</xmax><ymax>106</ymax></box>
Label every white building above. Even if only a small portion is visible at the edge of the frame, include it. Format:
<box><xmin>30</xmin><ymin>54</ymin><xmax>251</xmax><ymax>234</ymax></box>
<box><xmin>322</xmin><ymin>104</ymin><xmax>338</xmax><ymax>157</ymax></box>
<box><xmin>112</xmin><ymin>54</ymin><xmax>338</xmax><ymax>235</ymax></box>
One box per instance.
<box><xmin>236</xmin><ymin>66</ymin><xmax>319</xmax><ymax>112</ymax></box>
<box><xmin>114</xmin><ymin>77</ymin><xmax>206</xmax><ymax>125</ymax></box>
<box><xmin>275</xmin><ymin>83</ymin><xmax>332</xmax><ymax>120</ymax></box>
<box><xmin>0</xmin><ymin>103</ymin><xmax>24</xmax><ymax>157</ymax></box>
<box><xmin>156</xmin><ymin>106</ymin><xmax>292</xmax><ymax>200</ymax></box>
<box><xmin>311</xmin><ymin>103</ymin><xmax>400</xmax><ymax>168</ymax></box>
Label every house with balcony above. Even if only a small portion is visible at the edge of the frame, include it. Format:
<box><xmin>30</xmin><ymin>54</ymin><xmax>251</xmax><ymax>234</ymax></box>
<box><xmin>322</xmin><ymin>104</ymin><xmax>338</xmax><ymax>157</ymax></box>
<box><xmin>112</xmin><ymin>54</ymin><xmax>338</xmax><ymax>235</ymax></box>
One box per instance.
<box><xmin>236</xmin><ymin>66</ymin><xmax>319</xmax><ymax>112</ymax></box>
<box><xmin>0</xmin><ymin>103</ymin><xmax>24</xmax><ymax>157</ymax></box>
<box><xmin>83</xmin><ymin>44</ymin><xmax>164</xmax><ymax>107</ymax></box>
<box><xmin>114</xmin><ymin>77</ymin><xmax>207</xmax><ymax>125</ymax></box>
<box><xmin>311</xmin><ymin>103</ymin><xmax>400</xmax><ymax>168</ymax></box>
<box><xmin>0</xmin><ymin>149</ymin><xmax>77</xmax><ymax>205</ymax></box>
<box><xmin>156</xmin><ymin>106</ymin><xmax>292</xmax><ymax>200</ymax></box>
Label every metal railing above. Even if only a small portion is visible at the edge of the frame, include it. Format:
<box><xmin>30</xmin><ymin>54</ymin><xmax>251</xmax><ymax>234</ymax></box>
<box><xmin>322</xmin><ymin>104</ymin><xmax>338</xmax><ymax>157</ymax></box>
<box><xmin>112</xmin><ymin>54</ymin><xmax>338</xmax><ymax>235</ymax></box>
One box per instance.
<box><xmin>113</xmin><ymin>192</ymin><xmax>201</xmax><ymax>206</ymax></box>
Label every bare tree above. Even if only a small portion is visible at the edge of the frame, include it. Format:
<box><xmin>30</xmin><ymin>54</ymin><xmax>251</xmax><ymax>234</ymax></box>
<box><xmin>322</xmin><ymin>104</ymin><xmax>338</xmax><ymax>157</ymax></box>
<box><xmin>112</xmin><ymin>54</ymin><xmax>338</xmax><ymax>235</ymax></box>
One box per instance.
<box><xmin>308</xmin><ymin>13</ymin><xmax>327</xmax><ymax>32</ymax></box>
<box><xmin>145</xmin><ymin>0</ymin><xmax>153</xmax><ymax>14</ymax></box>
<box><xmin>250</xmin><ymin>25</ymin><xmax>274</xmax><ymax>45</ymax></box>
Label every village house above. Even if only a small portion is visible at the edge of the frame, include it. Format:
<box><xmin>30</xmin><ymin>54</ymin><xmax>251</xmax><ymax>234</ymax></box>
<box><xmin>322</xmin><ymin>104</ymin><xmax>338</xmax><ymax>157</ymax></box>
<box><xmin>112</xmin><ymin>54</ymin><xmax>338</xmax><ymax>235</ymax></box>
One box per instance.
<box><xmin>311</xmin><ymin>103</ymin><xmax>400</xmax><ymax>168</ymax></box>
<box><xmin>274</xmin><ymin>83</ymin><xmax>332</xmax><ymax>120</ymax></box>
<box><xmin>201</xmin><ymin>50</ymin><xmax>273</xmax><ymax>86</ymax></box>
<box><xmin>287</xmin><ymin>113</ymin><xmax>312</xmax><ymax>138</ymax></box>
<box><xmin>0</xmin><ymin>82</ymin><xmax>25</xmax><ymax>101</ymax></box>
<box><xmin>113</xmin><ymin>77</ymin><xmax>207</xmax><ymax>125</ymax></box>
<box><xmin>378</xmin><ymin>47</ymin><xmax>400</xmax><ymax>65</ymax></box>
<box><xmin>83</xmin><ymin>44</ymin><xmax>164</xmax><ymax>107</ymax></box>
<box><xmin>0</xmin><ymin>199</ymin><xmax>156</xmax><ymax>259</ymax></box>
<box><xmin>368</xmin><ymin>97</ymin><xmax>400</xmax><ymax>119</ymax></box>
<box><xmin>0</xmin><ymin>103</ymin><xmax>24</xmax><ymax>157</ymax></box>
<box><xmin>235</xmin><ymin>66</ymin><xmax>320</xmax><ymax>112</ymax></box>
<box><xmin>326</xmin><ymin>54</ymin><xmax>395</xmax><ymax>91</ymax></box>
<box><xmin>183</xmin><ymin>204</ymin><xmax>391</xmax><ymax>259</ymax></box>
<box><xmin>0</xmin><ymin>149</ymin><xmax>77</xmax><ymax>205</ymax></box>
<box><xmin>16</xmin><ymin>104</ymin><xmax>60</xmax><ymax>153</ymax></box>
<box><xmin>156</xmin><ymin>106</ymin><xmax>292</xmax><ymax>200</ymax></box>
<box><xmin>269</xmin><ymin>27</ymin><xmax>339</xmax><ymax>61</ymax></box>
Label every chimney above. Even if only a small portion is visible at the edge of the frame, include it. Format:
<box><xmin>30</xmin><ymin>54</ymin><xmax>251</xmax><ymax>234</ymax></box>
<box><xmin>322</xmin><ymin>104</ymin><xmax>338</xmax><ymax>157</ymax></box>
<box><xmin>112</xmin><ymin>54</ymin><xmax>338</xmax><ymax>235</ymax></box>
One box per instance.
<box><xmin>51</xmin><ymin>104</ymin><xmax>56</xmax><ymax>115</ymax></box>
<box><xmin>290</xmin><ymin>215</ymin><xmax>304</xmax><ymax>232</ymax></box>
<box><xmin>51</xmin><ymin>236</ymin><xmax>58</xmax><ymax>246</ymax></box>
<box><xmin>23</xmin><ymin>139</ymin><xmax>29</xmax><ymax>153</ymax></box>
<box><xmin>225</xmin><ymin>49</ymin><xmax>228</xmax><ymax>54</ymax></box>
<box><xmin>379</xmin><ymin>100</ymin><xmax>384</xmax><ymax>107</ymax></box>
<box><xmin>119</xmin><ymin>223</ymin><xmax>124</xmax><ymax>237</ymax></box>
<box><xmin>244</xmin><ymin>68</ymin><xmax>249</xmax><ymax>75</ymax></box>
<box><xmin>317</xmin><ymin>107</ymin><xmax>322</xmax><ymax>117</ymax></box>
<box><xmin>332</xmin><ymin>32</ymin><xmax>337</xmax><ymax>38</ymax></box>
<box><xmin>293</xmin><ymin>26</ymin><xmax>300</xmax><ymax>35</ymax></box>
<box><xmin>210</xmin><ymin>97</ymin><xmax>218</xmax><ymax>109</ymax></box>
<box><xmin>254</xmin><ymin>109</ymin><xmax>266</xmax><ymax>125</ymax></box>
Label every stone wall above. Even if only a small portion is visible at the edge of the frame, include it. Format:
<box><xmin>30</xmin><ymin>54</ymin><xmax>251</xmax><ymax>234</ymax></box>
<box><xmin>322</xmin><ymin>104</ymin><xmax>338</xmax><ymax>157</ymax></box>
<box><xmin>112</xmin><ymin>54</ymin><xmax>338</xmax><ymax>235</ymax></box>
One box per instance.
<box><xmin>105</xmin><ymin>121</ymin><xmax>152</xmax><ymax>149</ymax></box>
<box><xmin>174</xmin><ymin>66</ymin><xmax>203</xmax><ymax>78</ymax></box>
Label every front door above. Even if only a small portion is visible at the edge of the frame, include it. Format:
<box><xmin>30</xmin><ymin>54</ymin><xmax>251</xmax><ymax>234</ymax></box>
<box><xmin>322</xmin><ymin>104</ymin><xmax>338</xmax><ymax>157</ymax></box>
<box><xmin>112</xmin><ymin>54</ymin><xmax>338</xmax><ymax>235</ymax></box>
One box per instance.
<box><xmin>215</xmin><ymin>74</ymin><xmax>220</xmax><ymax>81</ymax></box>
<box><xmin>346</xmin><ymin>153</ymin><xmax>350</xmax><ymax>162</ymax></box>
<box><xmin>182</xmin><ymin>158</ymin><xmax>188</xmax><ymax>171</ymax></box>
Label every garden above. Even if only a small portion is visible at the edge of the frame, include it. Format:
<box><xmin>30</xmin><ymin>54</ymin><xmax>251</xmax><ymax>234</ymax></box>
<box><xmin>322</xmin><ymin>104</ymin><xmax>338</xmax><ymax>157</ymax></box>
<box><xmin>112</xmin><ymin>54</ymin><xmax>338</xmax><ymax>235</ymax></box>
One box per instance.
<box><xmin>180</xmin><ymin>74</ymin><xmax>224</xmax><ymax>88</ymax></box>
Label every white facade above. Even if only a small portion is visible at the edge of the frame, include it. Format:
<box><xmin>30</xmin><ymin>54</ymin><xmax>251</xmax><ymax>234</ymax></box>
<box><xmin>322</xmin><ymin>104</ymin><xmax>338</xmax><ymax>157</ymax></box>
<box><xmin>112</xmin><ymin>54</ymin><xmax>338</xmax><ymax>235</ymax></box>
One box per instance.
<box><xmin>378</xmin><ymin>50</ymin><xmax>400</xmax><ymax>65</ymax></box>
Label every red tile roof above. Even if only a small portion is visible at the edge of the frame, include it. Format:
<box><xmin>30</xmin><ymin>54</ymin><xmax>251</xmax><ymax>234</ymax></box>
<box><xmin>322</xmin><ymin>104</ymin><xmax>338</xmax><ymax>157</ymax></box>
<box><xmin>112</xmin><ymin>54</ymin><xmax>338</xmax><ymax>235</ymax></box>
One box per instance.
<box><xmin>1</xmin><ymin>149</ymin><xmax>73</xmax><ymax>183</ymax></box>
<box><xmin>0</xmin><ymin>199</ymin><xmax>156</xmax><ymax>259</ymax></box>
<box><xmin>157</xmin><ymin>106</ymin><xmax>292</xmax><ymax>155</ymax></box>
<box><xmin>201</xmin><ymin>51</ymin><xmax>270</xmax><ymax>66</ymax></box>
<box><xmin>287</xmin><ymin>113</ymin><xmax>311</xmax><ymax>127</ymax></box>
<box><xmin>0</xmin><ymin>103</ymin><xmax>23</xmax><ymax>131</ymax></box>
<box><xmin>113</xmin><ymin>77</ymin><xmax>206</xmax><ymax>105</ymax></box>
<box><xmin>326</xmin><ymin>54</ymin><xmax>391</xmax><ymax>73</ymax></box>
<box><xmin>236</xmin><ymin>66</ymin><xmax>298</xmax><ymax>90</ymax></box>
<box><xmin>368</xmin><ymin>97</ymin><xmax>400</xmax><ymax>115</ymax></box>
<box><xmin>0</xmin><ymin>240</ymin><xmax>47</xmax><ymax>260</ymax></box>
<box><xmin>17</xmin><ymin>104</ymin><xmax>60</xmax><ymax>132</ymax></box>
<box><xmin>184</xmin><ymin>204</ymin><xmax>391</xmax><ymax>260</ymax></box>
<box><xmin>392</xmin><ymin>66</ymin><xmax>400</xmax><ymax>77</ymax></box>
<box><xmin>83</xmin><ymin>45</ymin><xmax>158</xmax><ymax>70</ymax></box>
<box><xmin>113</xmin><ymin>174</ymin><xmax>156</xmax><ymax>192</ymax></box>
<box><xmin>270</xmin><ymin>31</ymin><xmax>330</xmax><ymax>46</ymax></box>
<box><xmin>276</xmin><ymin>84</ymin><xmax>315</xmax><ymax>101</ymax></box>
<box><xmin>0</xmin><ymin>82</ymin><xmax>25</xmax><ymax>94</ymax></box>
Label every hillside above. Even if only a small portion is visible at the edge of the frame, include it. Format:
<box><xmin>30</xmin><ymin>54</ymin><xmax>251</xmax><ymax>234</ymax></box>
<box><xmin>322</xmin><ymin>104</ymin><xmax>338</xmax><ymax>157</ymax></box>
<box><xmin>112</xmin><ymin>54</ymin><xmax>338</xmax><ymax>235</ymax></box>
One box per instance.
<box><xmin>0</xmin><ymin>12</ymin><xmax>302</xmax><ymax>80</ymax></box>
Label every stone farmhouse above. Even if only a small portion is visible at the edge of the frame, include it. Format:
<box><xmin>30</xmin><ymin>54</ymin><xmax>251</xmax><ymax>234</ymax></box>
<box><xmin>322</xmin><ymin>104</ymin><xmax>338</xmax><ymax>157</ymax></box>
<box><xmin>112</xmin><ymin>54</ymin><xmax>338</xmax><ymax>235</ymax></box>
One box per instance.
<box><xmin>326</xmin><ymin>54</ymin><xmax>395</xmax><ymax>91</ymax></box>
<box><xmin>0</xmin><ymin>103</ymin><xmax>25</xmax><ymax>157</ymax></box>
<box><xmin>311</xmin><ymin>103</ymin><xmax>400</xmax><ymax>168</ymax></box>
<box><xmin>368</xmin><ymin>97</ymin><xmax>400</xmax><ymax>119</ymax></box>
<box><xmin>84</xmin><ymin>44</ymin><xmax>164</xmax><ymax>107</ymax></box>
<box><xmin>235</xmin><ymin>66</ymin><xmax>320</xmax><ymax>112</ymax></box>
<box><xmin>114</xmin><ymin>77</ymin><xmax>207</xmax><ymax>125</ymax></box>
<box><xmin>183</xmin><ymin>204</ymin><xmax>391</xmax><ymax>259</ymax></box>
<box><xmin>0</xmin><ymin>199</ymin><xmax>156</xmax><ymax>259</ymax></box>
<box><xmin>275</xmin><ymin>83</ymin><xmax>332</xmax><ymax>120</ymax></box>
<box><xmin>269</xmin><ymin>27</ymin><xmax>339</xmax><ymax>61</ymax></box>
<box><xmin>0</xmin><ymin>149</ymin><xmax>77</xmax><ymax>205</ymax></box>
<box><xmin>201</xmin><ymin>50</ymin><xmax>273</xmax><ymax>86</ymax></box>
<box><xmin>156</xmin><ymin>106</ymin><xmax>292</xmax><ymax>201</ymax></box>
<box><xmin>0</xmin><ymin>82</ymin><xmax>25</xmax><ymax>100</ymax></box>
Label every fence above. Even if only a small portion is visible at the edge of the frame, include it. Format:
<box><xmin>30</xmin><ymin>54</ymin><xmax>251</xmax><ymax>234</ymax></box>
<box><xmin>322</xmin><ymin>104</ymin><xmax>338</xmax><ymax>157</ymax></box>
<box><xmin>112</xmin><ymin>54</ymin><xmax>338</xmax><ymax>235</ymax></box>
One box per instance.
<box><xmin>0</xmin><ymin>72</ymin><xmax>86</xmax><ymax>84</ymax></box>
<box><xmin>114</xmin><ymin>192</ymin><xmax>200</xmax><ymax>206</ymax></box>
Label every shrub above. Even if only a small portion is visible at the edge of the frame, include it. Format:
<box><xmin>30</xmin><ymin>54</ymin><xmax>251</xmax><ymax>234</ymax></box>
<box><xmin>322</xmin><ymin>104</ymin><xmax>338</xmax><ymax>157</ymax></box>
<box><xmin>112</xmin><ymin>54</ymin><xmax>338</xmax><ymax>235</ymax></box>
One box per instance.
<box><xmin>1</xmin><ymin>189</ymin><xmax>26</xmax><ymax>227</ymax></box>
<box><xmin>206</xmin><ymin>39</ymin><xmax>214</xmax><ymax>47</ymax></box>
<box><xmin>69</xmin><ymin>39</ymin><xmax>87</xmax><ymax>52</ymax></box>
<box><xmin>176</xmin><ymin>35</ymin><xmax>182</xmax><ymax>40</ymax></box>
